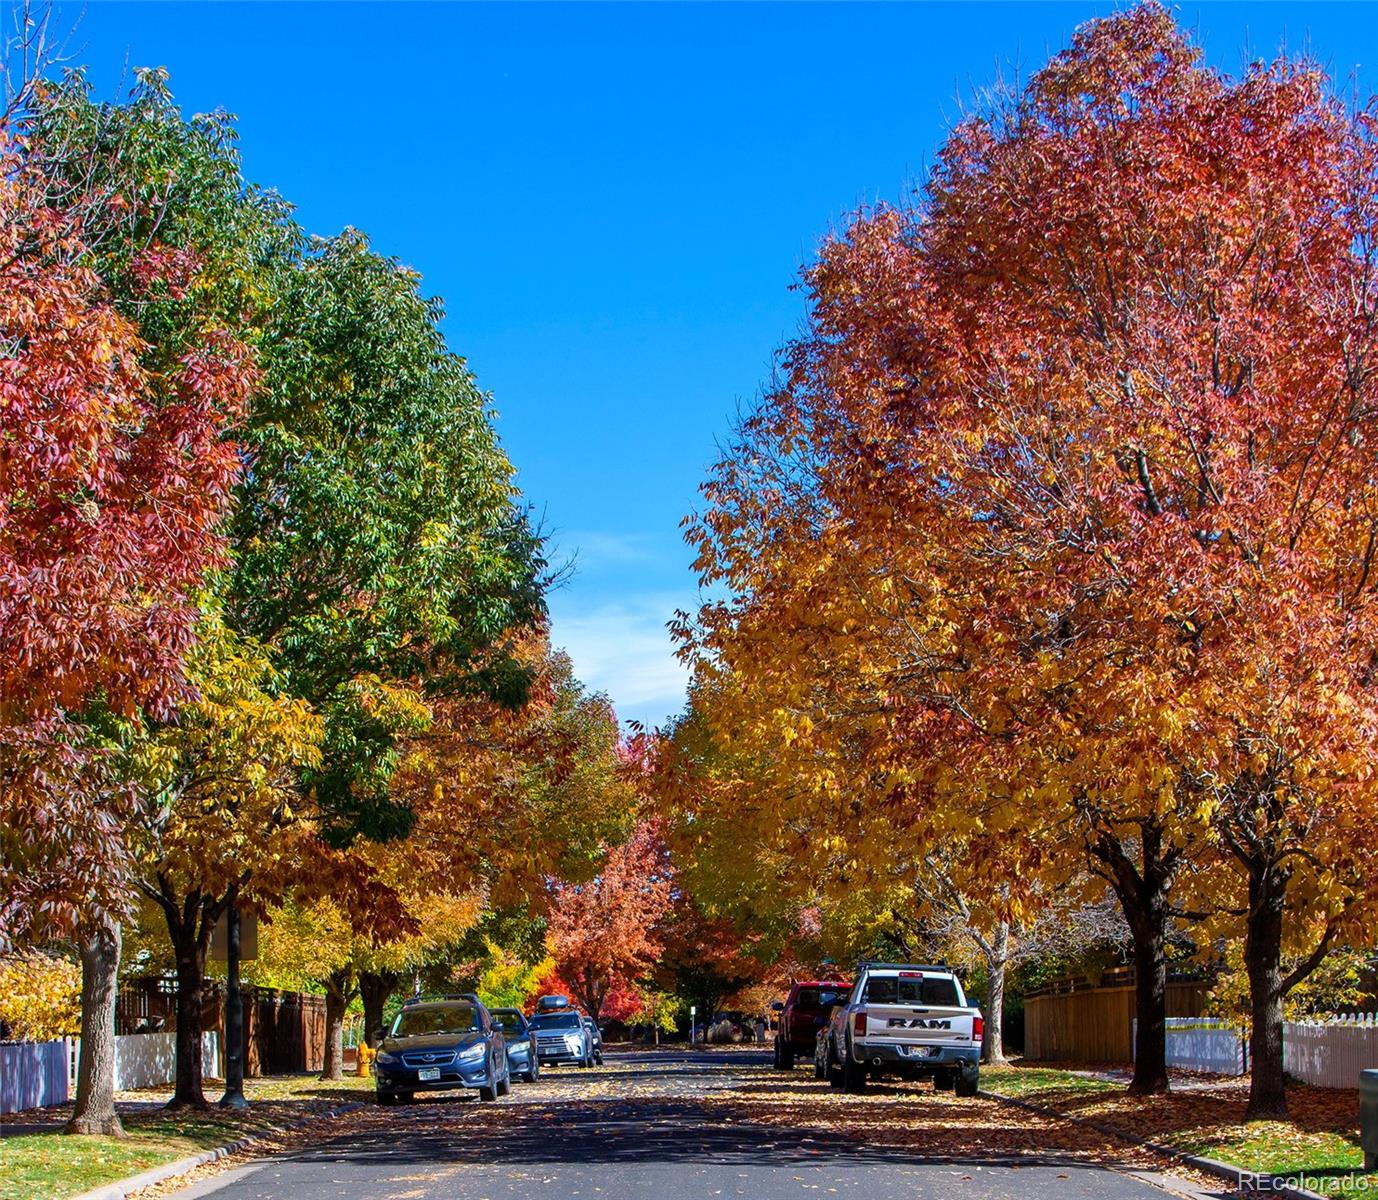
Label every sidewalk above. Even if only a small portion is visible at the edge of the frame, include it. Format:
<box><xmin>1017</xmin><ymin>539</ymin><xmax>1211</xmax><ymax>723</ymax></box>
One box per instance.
<box><xmin>0</xmin><ymin>1074</ymin><xmax>373</xmax><ymax>1200</ymax></box>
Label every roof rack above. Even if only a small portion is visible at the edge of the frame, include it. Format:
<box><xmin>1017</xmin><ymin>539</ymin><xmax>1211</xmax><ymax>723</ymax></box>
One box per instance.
<box><xmin>402</xmin><ymin>992</ymin><xmax>482</xmax><ymax>1007</ymax></box>
<box><xmin>856</xmin><ymin>961</ymin><xmax>950</xmax><ymax>973</ymax></box>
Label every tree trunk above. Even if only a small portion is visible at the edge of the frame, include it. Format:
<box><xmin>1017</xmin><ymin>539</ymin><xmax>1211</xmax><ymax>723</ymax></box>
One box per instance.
<box><xmin>360</xmin><ymin>970</ymin><xmax>399</xmax><ymax>1048</ymax></box>
<box><xmin>171</xmin><ymin>933</ymin><xmax>210</xmax><ymax>1108</ymax></box>
<box><xmin>1129</xmin><ymin>907</ymin><xmax>1169</xmax><ymax>1095</ymax></box>
<box><xmin>1088</xmin><ymin>821</ymin><xmax>1177</xmax><ymax>1095</ymax></box>
<box><xmin>320</xmin><ymin>968</ymin><xmax>356</xmax><ymax>1081</ymax></box>
<box><xmin>66</xmin><ymin>923</ymin><xmax>123</xmax><ymax>1137</ymax></box>
<box><xmin>153</xmin><ymin>884</ymin><xmax>230</xmax><ymax>1111</ymax></box>
<box><xmin>981</xmin><ymin>921</ymin><xmax>1009</xmax><ymax>1066</ymax></box>
<box><xmin>1244</xmin><ymin>866</ymin><xmax>1289</xmax><ymax>1120</ymax></box>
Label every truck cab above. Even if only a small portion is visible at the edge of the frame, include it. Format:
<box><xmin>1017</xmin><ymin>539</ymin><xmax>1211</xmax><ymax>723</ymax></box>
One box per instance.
<box><xmin>823</xmin><ymin>961</ymin><xmax>982</xmax><ymax>1095</ymax></box>
<box><xmin>772</xmin><ymin>979</ymin><xmax>851</xmax><ymax>1069</ymax></box>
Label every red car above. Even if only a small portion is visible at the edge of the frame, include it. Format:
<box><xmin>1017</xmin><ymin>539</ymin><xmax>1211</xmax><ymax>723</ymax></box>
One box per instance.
<box><xmin>771</xmin><ymin>978</ymin><xmax>851</xmax><ymax>1069</ymax></box>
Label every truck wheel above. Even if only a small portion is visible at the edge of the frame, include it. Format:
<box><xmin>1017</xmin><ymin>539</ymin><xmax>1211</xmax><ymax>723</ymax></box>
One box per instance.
<box><xmin>826</xmin><ymin>1042</ymin><xmax>844</xmax><ymax>1089</ymax></box>
<box><xmin>780</xmin><ymin>1044</ymin><xmax>795</xmax><ymax>1070</ymax></box>
<box><xmin>955</xmin><ymin>1066</ymin><xmax>979</xmax><ymax>1098</ymax></box>
<box><xmin>842</xmin><ymin>1052</ymin><xmax>868</xmax><ymax>1093</ymax></box>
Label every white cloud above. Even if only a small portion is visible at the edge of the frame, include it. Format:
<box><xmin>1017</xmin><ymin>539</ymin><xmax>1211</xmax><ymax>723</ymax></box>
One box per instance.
<box><xmin>548</xmin><ymin>593</ymin><xmax>691</xmax><ymax>728</ymax></box>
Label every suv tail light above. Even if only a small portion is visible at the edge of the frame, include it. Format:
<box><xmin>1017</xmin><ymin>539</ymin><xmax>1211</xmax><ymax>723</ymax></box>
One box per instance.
<box><xmin>973</xmin><ymin>1016</ymin><xmax>984</xmax><ymax>1043</ymax></box>
<box><xmin>854</xmin><ymin>1010</ymin><xmax>867</xmax><ymax>1036</ymax></box>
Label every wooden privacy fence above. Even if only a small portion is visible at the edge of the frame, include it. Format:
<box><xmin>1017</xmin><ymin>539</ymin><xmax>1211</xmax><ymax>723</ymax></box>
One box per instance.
<box><xmin>1024</xmin><ymin>971</ymin><xmax>1210</xmax><ymax>1063</ymax></box>
<box><xmin>118</xmin><ymin>977</ymin><xmax>326</xmax><ymax>1076</ymax></box>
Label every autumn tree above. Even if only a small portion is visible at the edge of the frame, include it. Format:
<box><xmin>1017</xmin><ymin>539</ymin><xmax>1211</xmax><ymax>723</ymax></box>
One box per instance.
<box><xmin>0</xmin><ymin>117</ymin><xmax>249</xmax><ymax>1131</ymax></box>
<box><xmin>545</xmin><ymin>822</ymin><xmax>673</xmax><ymax>1020</ymax></box>
<box><xmin>681</xmin><ymin>3</ymin><xmax>1378</xmax><ymax>1118</ymax></box>
<box><xmin>26</xmin><ymin>74</ymin><xmax>553</xmax><ymax>1105</ymax></box>
<box><xmin>252</xmin><ymin>886</ymin><xmax>481</xmax><ymax>1081</ymax></box>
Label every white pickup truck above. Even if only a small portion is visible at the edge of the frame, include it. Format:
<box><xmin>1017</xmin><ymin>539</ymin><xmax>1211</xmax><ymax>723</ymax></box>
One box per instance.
<box><xmin>821</xmin><ymin>961</ymin><xmax>983</xmax><ymax>1095</ymax></box>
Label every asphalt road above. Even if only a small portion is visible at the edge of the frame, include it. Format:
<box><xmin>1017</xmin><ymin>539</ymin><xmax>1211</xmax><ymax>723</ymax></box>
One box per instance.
<box><xmin>166</xmin><ymin>1050</ymin><xmax>1226</xmax><ymax>1200</ymax></box>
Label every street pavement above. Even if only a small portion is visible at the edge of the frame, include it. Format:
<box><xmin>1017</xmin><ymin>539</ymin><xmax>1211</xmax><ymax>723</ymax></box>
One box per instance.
<box><xmin>163</xmin><ymin>1049</ymin><xmax>1228</xmax><ymax>1200</ymax></box>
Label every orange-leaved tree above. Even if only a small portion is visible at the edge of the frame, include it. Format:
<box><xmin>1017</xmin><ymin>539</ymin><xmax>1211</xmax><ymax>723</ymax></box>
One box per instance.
<box><xmin>545</xmin><ymin>821</ymin><xmax>673</xmax><ymax>1021</ymax></box>
<box><xmin>681</xmin><ymin>3</ymin><xmax>1378</xmax><ymax>1116</ymax></box>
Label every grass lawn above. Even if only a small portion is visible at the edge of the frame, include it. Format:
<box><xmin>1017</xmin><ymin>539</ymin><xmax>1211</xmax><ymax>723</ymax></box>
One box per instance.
<box><xmin>984</xmin><ymin>1062</ymin><xmax>1375</xmax><ymax>1196</ymax></box>
<box><xmin>0</xmin><ymin>1072</ymin><xmax>373</xmax><ymax>1200</ymax></box>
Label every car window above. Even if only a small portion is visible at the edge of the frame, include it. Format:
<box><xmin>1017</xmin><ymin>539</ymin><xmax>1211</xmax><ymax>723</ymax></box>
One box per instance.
<box><xmin>492</xmin><ymin>1012</ymin><xmax>527</xmax><ymax>1035</ymax></box>
<box><xmin>795</xmin><ymin>987</ymin><xmax>849</xmax><ymax>1009</ymax></box>
<box><xmin>864</xmin><ymin>976</ymin><xmax>960</xmax><ymax>1006</ymax></box>
<box><xmin>391</xmin><ymin>1005</ymin><xmax>480</xmax><ymax>1037</ymax></box>
<box><xmin>529</xmin><ymin>1012</ymin><xmax>582</xmax><ymax>1030</ymax></box>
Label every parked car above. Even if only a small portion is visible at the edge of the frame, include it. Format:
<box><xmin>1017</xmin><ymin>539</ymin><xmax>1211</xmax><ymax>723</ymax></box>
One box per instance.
<box><xmin>582</xmin><ymin>1016</ymin><xmax>604</xmax><ymax>1064</ymax></box>
<box><xmin>530</xmin><ymin>1007</ymin><xmax>594</xmax><ymax>1067</ymax></box>
<box><xmin>821</xmin><ymin>961</ymin><xmax>982</xmax><ymax>1095</ymax></box>
<box><xmin>491</xmin><ymin>1007</ymin><xmax>540</xmax><ymax>1082</ymax></box>
<box><xmin>772</xmin><ymin>979</ymin><xmax>851</xmax><ymax>1069</ymax></box>
<box><xmin>374</xmin><ymin>996</ymin><xmax>510</xmax><ymax>1105</ymax></box>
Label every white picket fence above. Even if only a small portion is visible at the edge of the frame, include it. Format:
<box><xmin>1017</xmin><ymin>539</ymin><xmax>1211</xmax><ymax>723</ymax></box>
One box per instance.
<box><xmin>1285</xmin><ymin>1013</ymin><xmax>1378</xmax><ymax>1089</ymax></box>
<box><xmin>1135</xmin><ymin>1013</ymin><xmax>1378</xmax><ymax>1086</ymax></box>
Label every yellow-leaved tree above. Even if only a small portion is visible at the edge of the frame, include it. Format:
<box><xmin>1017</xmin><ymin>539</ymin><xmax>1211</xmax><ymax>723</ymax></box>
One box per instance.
<box><xmin>133</xmin><ymin>609</ymin><xmax>324</xmax><ymax>1108</ymax></box>
<box><xmin>0</xmin><ymin>951</ymin><xmax>81</xmax><ymax>1042</ymax></box>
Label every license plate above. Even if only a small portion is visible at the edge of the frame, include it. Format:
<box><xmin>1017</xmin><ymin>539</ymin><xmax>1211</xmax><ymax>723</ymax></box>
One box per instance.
<box><xmin>417</xmin><ymin>1067</ymin><xmax>441</xmax><ymax>1081</ymax></box>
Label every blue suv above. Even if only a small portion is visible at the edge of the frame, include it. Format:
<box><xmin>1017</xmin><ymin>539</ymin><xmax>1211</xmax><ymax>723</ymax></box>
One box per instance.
<box><xmin>374</xmin><ymin>996</ymin><xmax>510</xmax><ymax>1105</ymax></box>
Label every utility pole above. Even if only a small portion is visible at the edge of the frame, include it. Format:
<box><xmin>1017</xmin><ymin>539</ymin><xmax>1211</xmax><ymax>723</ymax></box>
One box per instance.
<box><xmin>219</xmin><ymin>896</ymin><xmax>248</xmax><ymax>1109</ymax></box>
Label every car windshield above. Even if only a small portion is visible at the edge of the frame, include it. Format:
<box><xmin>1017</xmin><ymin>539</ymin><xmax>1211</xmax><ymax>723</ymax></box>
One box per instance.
<box><xmin>795</xmin><ymin>987</ymin><xmax>848</xmax><ymax>1009</ymax></box>
<box><xmin>390</xmin><ymin>1005</ymin><xmax>480</xmax><ymax>1037</ymax></box>
<box><xmin>529</xmin><ymin>1012</ymin><xmax>582</xmax><ymax>1030</ymax></box>
<box><xmin>492</xmin><ymin>1012</ymin><xmax>527</xmax><ymax>1035</ymax></box>
<box><xmin>864</xmin><ymin>976</ymin><xmax>960</xmax><ymax>1007</ymax></box>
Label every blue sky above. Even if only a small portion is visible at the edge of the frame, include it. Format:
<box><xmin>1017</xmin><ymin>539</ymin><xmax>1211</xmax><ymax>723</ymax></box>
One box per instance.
<box><xmin>60</xmin><ymin>2</ymin><xmax>1378</xmax><ymax>729</ymax></box>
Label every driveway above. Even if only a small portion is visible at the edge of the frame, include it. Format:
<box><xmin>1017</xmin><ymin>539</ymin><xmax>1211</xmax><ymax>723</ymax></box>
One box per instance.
<box><xmin>164</xmin><ymin>1049</ymin><xmax>1227</xmax><ymax>1200</ymax></box>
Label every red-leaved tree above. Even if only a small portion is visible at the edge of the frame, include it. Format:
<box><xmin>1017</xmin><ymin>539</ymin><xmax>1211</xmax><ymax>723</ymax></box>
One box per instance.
<box><xmin>545</xmin><ymin>822</ymin><xmax>673</xmax><ymax>1020</ymax></box>
<box><xmin>0</xmin><ymin>142</ymin><xmax>250</xmax><ymax>1132</ymax></box>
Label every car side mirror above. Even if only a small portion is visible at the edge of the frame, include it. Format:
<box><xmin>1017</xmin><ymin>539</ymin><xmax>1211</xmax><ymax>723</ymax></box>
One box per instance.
<box><xmin>373</xmin><ymin>1028</ymin><xmax>387</xmax><ymax>1044</ymax></box>
<box><xmin>771</xmin><ymin>1002</ymin><xmax>784</xmax><ymax>1012</ymax></box>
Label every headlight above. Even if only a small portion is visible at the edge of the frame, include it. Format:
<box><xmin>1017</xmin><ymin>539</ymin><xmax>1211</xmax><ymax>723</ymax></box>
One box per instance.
<box><xmin>459</xmin><ymin>1043</ymin><xmax>487</xmax><ymax>1061</ymax></box>
<box><xmin>565</xmin><ymin>1035</ymin><xmax>582</xmax><ymax>1049</ymax></box>
<box><xmin>376</xmin><ymin>1051</ymin><xmax>398</xmax><ymax>1065</ymax></box>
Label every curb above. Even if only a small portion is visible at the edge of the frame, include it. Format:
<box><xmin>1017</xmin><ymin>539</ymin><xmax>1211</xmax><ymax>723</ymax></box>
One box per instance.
<box><xmin>981</xmin><ymin>1089</ymin><xmax>1327</xmax><ymax>1200</ymax></box>
<box><xmin>68</xmin><ymin>1101</ymin><xmax>368</xmax><ymax>1200</ymax></box>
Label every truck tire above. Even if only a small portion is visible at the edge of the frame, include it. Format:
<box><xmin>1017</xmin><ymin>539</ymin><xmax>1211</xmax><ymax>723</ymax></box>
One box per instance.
<box><xmin>780</xmin><ymin>1043</ymin><xmax>795</xmax><ymax>1070</ymax></box>
<box><xmin>955</xmin><ymin>1065</ymin><xmax>979</xmax><ymax>1098</ymax></box>
<box><xmin>826</xmin><ymin>1041</ymin><xmax>845</xmax><ymax>1089</ymax></box>
<box><xmin>841</xmin><ymin>1041</ymin><xmax>867</xmax><ymax>1093</ymax></box>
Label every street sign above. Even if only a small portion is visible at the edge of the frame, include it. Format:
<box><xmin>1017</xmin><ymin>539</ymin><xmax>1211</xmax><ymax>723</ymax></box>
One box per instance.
<box><xmin>210</xmin><ymin>908</ymin><xmax>258</xmax><ymax>962</ymax></box>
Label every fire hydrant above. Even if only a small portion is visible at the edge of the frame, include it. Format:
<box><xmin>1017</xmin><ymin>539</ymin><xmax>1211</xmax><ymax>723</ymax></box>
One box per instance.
<box><xmin>356</xmin><ymin>1043</ymin><xmax>376</xmax><ymax>1077</ymax></box>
